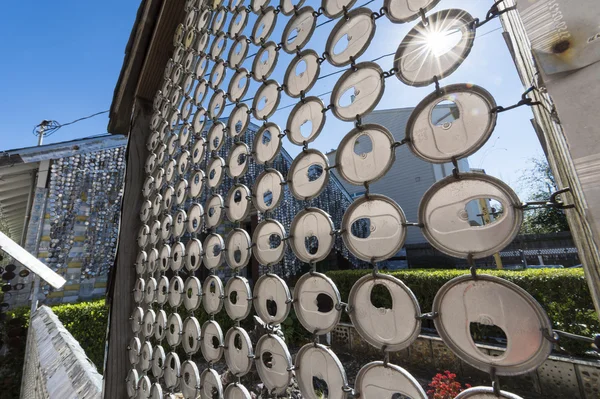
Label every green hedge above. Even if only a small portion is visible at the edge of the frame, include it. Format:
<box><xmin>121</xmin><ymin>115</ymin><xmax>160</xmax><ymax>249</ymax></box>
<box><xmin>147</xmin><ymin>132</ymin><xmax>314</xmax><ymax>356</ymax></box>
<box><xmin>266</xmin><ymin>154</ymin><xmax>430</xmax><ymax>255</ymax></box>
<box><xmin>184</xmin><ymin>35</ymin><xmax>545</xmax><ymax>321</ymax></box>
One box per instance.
<box><xmin>327</xmin><ymin>268</ymin><xmax>599</xmax><ymax>356</ymax></box>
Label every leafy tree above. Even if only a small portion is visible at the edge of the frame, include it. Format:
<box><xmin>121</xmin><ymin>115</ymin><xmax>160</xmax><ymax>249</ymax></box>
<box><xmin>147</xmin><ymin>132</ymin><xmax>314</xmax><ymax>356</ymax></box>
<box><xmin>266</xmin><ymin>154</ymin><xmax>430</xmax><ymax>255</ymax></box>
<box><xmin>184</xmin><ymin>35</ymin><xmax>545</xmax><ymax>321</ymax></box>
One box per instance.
<box><xmin>519</xmin><ymin>157</ymin><xmax>569</xmax><ymax>234</ymax></box>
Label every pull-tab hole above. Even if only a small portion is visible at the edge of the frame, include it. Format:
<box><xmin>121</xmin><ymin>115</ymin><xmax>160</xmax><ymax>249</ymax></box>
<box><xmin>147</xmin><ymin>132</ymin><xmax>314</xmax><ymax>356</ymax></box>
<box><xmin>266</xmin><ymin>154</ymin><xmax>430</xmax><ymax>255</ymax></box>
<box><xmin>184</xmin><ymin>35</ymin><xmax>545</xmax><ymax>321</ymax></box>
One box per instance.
<box><xmin>235</xmin><ymin>13</ymin><xmax>242</xmax><ymax>25</ymax></box>
<box><xmin>354</xmin><ymin>134</ymin><xmax>373</xmax><ymax>155</ymax></box>
<box><xmin>234</xmin><ymin>249</ymin><xmax>242</xmax><ymax>263</ymax></box>
<box><xmin>235</xmin><ymin>42</ymin><xmax>243</xmax><ymax>55</ymax></box>
<box><xmin>194</xmin><ymin>174</ymin><xmax>201</xmax><ymax>184</ymax></box>
<box><xmin>192</xmin><ymin>218</ymin><xmax>198</xmax><ymax>229</ymax></box>
<box><xmin>333</xmin><ymin>33</ymin><xmax>349</xmax><ymax>55</ymax></box>
<box><xmin>339</xmin><ymin>86</ymin><xmax>357</xmax><ymax>107</ymax></box>
<box><xmin>187</xmin><ymin>288</ymin><xmax>193</xmax><ymax>298</ymax></box>
<box><xmin>262</xmin><ymin>130</ymin><xmax>272</xmax><ymax>144</ymax></box>
<box><xmin>210</xmin><ymin>281</ymin><xmax>216</xmax><ymax>294</ymax></box>
<box><xmin>170</xmin><ymin>324</ymin><xmax>175</xmax><ymax>334</ymax></box>
<box><xmin>190</xmin><ymin>255</ymin><xmax>197</xmax><ymax>266</ymax></box>
<box><xmin>305</xmin><ymin>235</ymin><xmax>319</xmax><ymax>255</ymax></box>
<box><xmin>234</xmin><ymin>190</ymin><xmax>242</xmax><ymax>203</ymax></box>
<box><xmin>213</xmin><ymin>136</ymin><xmax>220</xmax><ymax>148</ymax></box>
<box><xmin>269</xmin><ymin>234</ymin><xmax>281</xmax><ymax>249</ymax></box>
<box><xmin>234</xmin><ymin>333</ymin><xmax>243</xmax><ymax>350</ymax></box>
<box><xmin>209</xmin><ymin>169</ymin><xmax>216</xmax><ymax>180</ymax></box>
<box><xmin>211</xmin><ymin>387</ymin><xmax>219</xmax><ymax>399</ymax></box>
<box><xmin>295</xmin><ymin>59</ymin><xmax>307</xmax><ymax>76</ymax></box>
<box><xmin>313</xmin><ymin>376</ymin><xmax>329</xmax><ymax>398</ymax></box>
<box><xmin>174</xmin><ymin>252</ymin><xmax>179</xmax><ymax>262</ymax></box>
<box><xmin>159</xmin><ymin>326</ymin><xmax>163</xmax><ymax>335</ymax></box>
<box><xmin>300</xmin><ymin>120</ymin><xmax>312</xmax><ymax>138</ymax></box>
<box><xmin>351</xmin><ymin>218</ymin><xmax>371</xmax><ymax>239</ymax></box>
<box><xmin>370</xmin><ymin>284</ymin><xmax>392</xmax><ymax>310</ymax></box>
<box><xmin>174</xmin><ymin>281</ymin><xmax>180</xmax><ymax>290</ymax></box>
<box><xmin>391</xmin><ymin>394</ymin><xmax>411</xmax><ymax>399</ymax></box>
<box><xmin>193</xmin><ymin>149</ymin><xmax>199</xmax><ymax>158</ymax></box>
<box><xmin>263</xmin><ymin>190</ymin><xmax>273</xmax><ymax>207</ymax></box>
<box><xmin>212</xmin><ymin>244</ymin><xmax>221</xmax><ymax>257</ymax></box>
<box><xmin>230</xmin><ymin>290</ymin><xmax>238</xmax><ymax>304</ymax></box>
<box><xmin>431</xmin><ymin>99</ymin><xmax>460</xmax><ymax>127</ymax></box>
<box><xmin>238</xmin><ymin>76</ymin><xmax>247</xmax><ymax>89</ymax></box>
<box><xmin>266</xmin><ymin>299</ymin><xmax>278</xmax><ymax>316</ymax></box>
<box><xmin>257</xmin><ymin>96</ymin><xmax>268</xmax><ymax>111</ymax></box>
<box><xmin>260</xmin><ymin>49</ymin><xmax>270</xmax><ymax>64</ymax></box>
<box><xmin>237</xmin><ymin>153</ymin><xmax>247</xmax><ymax>165</ymax></box>
<box><xmin>157</xmin><ymin>357</ymin><xmax>163</xmax><ymax>368</ymax></box>
<box><xmin>209</xmin><ymin>207</ymin><xmax>216</xmax><ymax>217</ymax></box>
<box><xmin>212</xmin><ymin>336</ymin><xmax>220</xmax><ymax>349</ymax></box>
<box><xmin>256</xmin><ymin>23</ymin><xmax>265</xmax><ymax>38</ymax></box>
<box><xmin>464</xmin><ymin>199</ymin><xmax>504</xmax><ymax>226</ymax></box>
<box><xmin>307</xmin><ymin>164</ymin><xmax>324</xmax><ymax>182</ymax></box>
<box><xmin>262</xmin><ymin>351</ymin><xmax>274</xmax><ymax>368</ymax></box>
<box><xmin>162</xmin><ymin>286</ymin><xmax>168</xmax><ymax>295</ymax></box>
<box><xmin>316</xmin><ymin>293</ymin><xmax>334</xmax><ymax>313</ymax></box>
<box><xmin>235</xmin><ymin>120</ymin><xmax>243</xmax><ymax>133</ymax></box>
<box><xmin>287</xmin><ymin>28</ymin><xmax>300</xmax><ymax>44</ymax></box>
<box><xmin>188</xmin><ymin>336</ymin><xmax>194</xmax><ymax>349</ymax></box>
<box><xmin>470</xmin><ymin>322</ymin><xmax>508</xmax><ymax>354</ymax></box>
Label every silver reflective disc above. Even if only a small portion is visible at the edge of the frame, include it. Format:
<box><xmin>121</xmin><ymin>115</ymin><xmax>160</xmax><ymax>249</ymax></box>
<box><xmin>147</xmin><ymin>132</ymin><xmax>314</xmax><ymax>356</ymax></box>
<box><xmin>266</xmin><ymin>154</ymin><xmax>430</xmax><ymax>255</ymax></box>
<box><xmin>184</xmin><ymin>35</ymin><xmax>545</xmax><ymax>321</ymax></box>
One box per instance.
<box><xmin>228</xmin><ymin>68</ymin><xmax>250</xmax><ymax>102</ymax></box>
<box><xmin>455</xmin><ymin>387</ymin><xmax>524</xmax><ymax>399</ymax></box>
<box><xmin>201</xmin><ymin>320</ymin><xmax>225</xmax><ymax>362</ymax></box>
<box><xmin>395</xmin><ymin>9</ymin><xmax>476</xmax><ymax>87</ymax></box>
<box><xmin>206</xmin><ymin>156</ymin><xmax>225</xmax><ymax>189</ymax></box>
<box><xmin>224</xmin><ymin>328</ymin><xmax>254</xmax><ymax>377</ymax></box>
<box><xmin>252</xmin><ymin>218</ymin><xmax>287</xmax><ymax>266</ymax></box>
<box><xmin>208</xmin><ymin>89</ymin><xmax>226</xmax><ymax>120</ymax></box>
<box><xmin>145</xmin><ymin>153</ymin><xmax>157</xmax><ymax>175</ymax></box>
<box><xmin>331</xmin><ymin>62</ymin><xmax>384</xmax><ymax>121</ymax></box>
<box><xmin>355</xmin><ymin>361</ymin><xmax>427</xmax><ymax>399</ymax></box>
<box><xmin>348</xmin><ymin>273</ymin><xmax>421</xmax><ymax>351</ymax></box>
<box><xmin>166</xmin><ymin>312</ymin><xmax>183</xmax><ymax>347</ymax></box>
<box><xmin>150</xmin><ymin>383</ymin><xmax>163</xmax><ymax>399</ymax></box>
<box><xmin>185</xmin><ymin>238</ymin><xmax>203</xmax><ymax>271</ymax></box>
<box><xmin>326</xmin><ymin>8</ymin><xmax>376</xmax><ymax>67</ymax></box>
<box><xmin>228</xmin><ymin>104</ymin><xmax>250</xmax><ymax>138</ymax></box>
<box><xmin>336</xmin><ymin>124</ymin><xmax>394</xmax><ymax>185</ymax></box>
<box><xmin>203</xmin><ymin>233</ymin><xmax>225</xmax><ymax>270</ymax></box>
<box><xmin>252</xmin><ymin>6</ymin><xmax>277</xmax><ymax>44</ymax></box>
<box><xmin>201</xmin><ymin>368</ymin><xmax>224</xmax><ymax>399</ymax></box>
<box><xmin>171</xmin><ymin>241</ymin><xmax>186</xmax><ymax>272</ymax></box>
<box><xmin>284</xmin><ymin>50</ymin><xmax>320</xmax><ymax>98</ymax></box>
<box><xmin>321</xmin><ymin>0</ymin><xmax>358</xmax><ymax>18</ymax></box>
<box><xmin>183</xmin><ymin>276</ymin><xmax>202</xmax><ymax>311</ymax></box>
<box><xmin>192</xmin><ymin>137</ymin><xmax>205</xmax><ymax>165</ymax></box>
<box><xmin>150</xmin><ymin>219</ymin><xmax>162</xmax><ymax>245</ymax></box>
<box><xmin>433</xmin><ymin>274</ymin><xmax>553</xmax><ymax>375</ymax></box>
<box><xmin>250</xmin><ymin>0</ymin><xmax>270</xmax><ymax>13</ymax></box>
<box><xmin>286</xmin><ymin>96</ymin><xmax>326</xmax><ymax>146</ymax></box>
<box><xmin>295</xmin><ymin>343</ymin><xmax>348</xmax><ymax>399</ymax></box>
<box><xmin>253</xmin><ymin>169</ymin><xmax>285</xmax><ymax>212</ymax></box>
<box><xmin>208</xmin><ymin>121</ymin><xmax>226</xmax><ymax>152</ymax></box>
<box><xmin>161</xmin><ymin>185</ymin><xmax>174</xmax><ymax>212</ymax></box>
<box><xmin>255</xmin><ymin>334</ymin><xmax>292</xmax><ymax>395</ymax></box>
<box><xmin>163</xmin><ymin>352</ymin><xmax>181</xmax><ymax>389</ymax></box>
<box><xmin>289</xmin><ymin>207</ymin><xmax>334</xmax><ymax>263</ymax></box>
<box><xmin>342</xmin><ymin>194</ymin><xmax>407</xmax><ymax>261</ymax></box>
<box><xmin>281</xmin><ymin>7</ymin><xmax>316</xmax><ymax>53</ymax></box>
<box><xmin>254</xmin><ymin>273</ymin><xmax>291</xmax><ymax>325</ymax></box>
<box><xmin>210</xmin><ymin>32</ymin><xmax>228</xmax><ymax>61</ymax></box>
<box><xmin>192</xmin><ymin>107</ymin><xmax>207</xmax><ymax>133</ymax></box>
<box><xmin>225</xmin><ymin>228</ymin><xmax>252</xmax><ymax>270</ymax></box>
<box><xmin>293</xmin><ymin>272</ymin><xmax>342</xmax><ymax>334</ymax></box>
<box><xmin>253</xmin><ymin>122</ymin><xmax>282</xmax><ymax>163</ymax></box>
<box><xmin>193</xmin><ymin>79</ymin><xmax>209</xmax><ymax>105</ymax></box>
<box><xmin>227</xmin><ymin>142</ymin><xmax>250</xmax><ymax>178</ymax></box>
<box><xmin>156</xmin><ymin>277</ymin><xmax>169</xmax><ymax>306</ymax></box>
<box><xmin>147</xmin><ymin>248</ymin><xmax>159</xmax><ymax>274</ymax></box>
<box><xmin>140</xmin><ymin>341</ymin><xmax>153</xmax><ymax>371</ymax></box>
<box><xmin>137</xmin><ymin>224</ymin><xmax>149</xmax><ymax>248</ymax></box>
<box><xmin>203</xmin><ymin>275</ymin><xmax>225</xmax><ymax>315</ymax></box>
<box><xmin>287</xmin><ymin>149</ymin><xmax>330</xmax><ymax>200</ymax></box>
<box><xmin>152</xmin><ymin>345</ymin><xmax>166</xmax><ymax>378</ymax></box>
<box><xmin>280</xmin><ymin>0</ymin><xmax>306</xmax><ymax>15</ymax></box>
<box><xmin>182</xmin><ymin>317</ymin><xmax>201</xmax><ymax>355</ymax></box>
<box><xmin>252</xmin><ymin>80</ymin><xmax>281</xmax><ymax>120</ymax></box>
<box><xmin>180</xmin><ymin>360</ymin><xmax>200</xmax><ymax>398</ymax></box>
<box><xmin>136</xmin><ymin>250</ymin><xmax>147</xmax><ymax>275</ymax></box>
<box><xmin>129</xmin><ymin>337</ymin><xmax>141</xmax><ymax>365</ymax></box>
<box><xmin>406</xmin><ymin>84</ymin><xmax>497</xmax><ymax>163</ymax></box>
<box><xmin>224</xmin><ymin>383</ymin><xmax>252</xmax><ymax>399</ymax></box>
<box><xmin>189</xmin><ymin>170</ymin><xmax>205</xmax><ymax>198</ymax></box>
<box><xmin>229</xmin><ymin>7</ymin><xmax>249</xmax><ymax>39</ymax></box>
<box><xmin>252</xmin><ymin>42</ymin><xmax>279</xmax><ymax>81</ymax></box>
<box><xmin>210</xmin><ymin>58</ymin><xmax>227</xmax><ymax>89</ymax></box>
<box><xmin>126</xmin><ymin>369</ymin><xmax>139</xmax><ymax>398</ymax></box>
<box><xmin>224</xmin><ymin>275</ymin><xmax>253</xmax><ymax>320</ymax></box>
<box><xmin>229</xmin><ymin>36</ymin><xmax>250</xmax><ymax>69</ymax></box>
<box><xmin>168</xmin><ymin>276</ymin><xmax>184</xmax><ymax>308</ymax></box>
<box><xmin>159</xmin><ymin>244</ymin><xmax>171</xmax><ymax>272</ymax></box>
<box><xmin>195</xmin><ymin>32</ymin><xmax>210</xmax><ymax>55</ymax></box>
<box><xmin>175</xmin><ymin>179</ymin><xmax>188</xmax><ymax>205</ymax></box>
<box><xmin>187</xmin><ymin>202</ymin><xmax>204</xmax><ymax>233</ymax></box>
<box><xmin>134</xmin><ymin>278</ymin><xmax>145</xmax><ymax>304</ymax></box>
<box><xmin>228</xmin><ymin>0</ymin><xmax>244</xmax><ymax>12</ymax></box>
<box><xmin>418</xmin><ymin>173</ymin><xmax>522</xmax><ymax>259</ymax></box>
<box><xmin>226</xmin><ymin>184</ymin><xmax>251</xmax><ymax>222</ymax></box>
<box><xmin>211</xmin><ymin>6</ymin><xmax>228</xmax><ymax>33</ymax></box>
<box><xmin>145</xmin><ymin>277</ymin><xmax>157</xmax><ymax>304</ymax></box>
<box><xmin>143</xmin><ymin>309</ymin><xmax>156</xmax><ymax>338</ymax></box>
<box><xmin>172</xmin><ymin>209</ymin><xmax>187</xmax><ymax>238</ymax></box>
<box><xmin>205</xmin><ymin>194</ymin><xmax>225</xmax><ymax>229</ymax></box>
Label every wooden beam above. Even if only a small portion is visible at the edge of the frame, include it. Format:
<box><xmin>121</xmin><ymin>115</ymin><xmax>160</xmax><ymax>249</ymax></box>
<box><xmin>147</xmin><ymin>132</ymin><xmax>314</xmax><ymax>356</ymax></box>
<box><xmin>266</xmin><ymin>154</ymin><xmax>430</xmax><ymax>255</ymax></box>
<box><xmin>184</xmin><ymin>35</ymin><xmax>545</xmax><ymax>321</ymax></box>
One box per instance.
<box><xmin>103</xmin><ymin>99</ymin><xmax>151</xmax><ymax>399</ymax></box>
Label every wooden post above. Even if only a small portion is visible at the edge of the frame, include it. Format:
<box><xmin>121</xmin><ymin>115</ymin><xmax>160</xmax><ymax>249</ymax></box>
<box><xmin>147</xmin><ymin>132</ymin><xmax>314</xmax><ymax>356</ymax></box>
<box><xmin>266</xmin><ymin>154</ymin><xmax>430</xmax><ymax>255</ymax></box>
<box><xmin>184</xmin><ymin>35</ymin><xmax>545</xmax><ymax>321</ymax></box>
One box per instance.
<box><xmin>103</xmin><ymin>99</ymin><xmax>151</xmax><ymax>399</ymax></box>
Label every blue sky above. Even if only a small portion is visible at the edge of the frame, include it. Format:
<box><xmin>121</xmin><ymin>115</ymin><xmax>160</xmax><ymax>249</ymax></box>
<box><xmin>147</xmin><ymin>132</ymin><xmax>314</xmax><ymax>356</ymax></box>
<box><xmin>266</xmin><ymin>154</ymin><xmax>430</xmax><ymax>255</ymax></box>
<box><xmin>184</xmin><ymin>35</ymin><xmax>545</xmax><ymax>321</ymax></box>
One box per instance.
<box><xmin>0</xmin><ymin>0</ymin><xmax>543</xmax><ymax>197</ymax></box>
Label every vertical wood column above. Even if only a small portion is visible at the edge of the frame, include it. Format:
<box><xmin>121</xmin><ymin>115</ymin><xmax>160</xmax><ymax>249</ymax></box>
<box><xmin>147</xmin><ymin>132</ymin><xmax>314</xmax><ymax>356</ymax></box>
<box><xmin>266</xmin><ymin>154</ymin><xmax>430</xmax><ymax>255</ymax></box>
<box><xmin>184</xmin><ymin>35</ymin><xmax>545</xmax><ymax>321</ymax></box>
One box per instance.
<box><xmin>103</xmin><ymin>99</ymin><xmax>151</xmax><ymax>399</ymax></box>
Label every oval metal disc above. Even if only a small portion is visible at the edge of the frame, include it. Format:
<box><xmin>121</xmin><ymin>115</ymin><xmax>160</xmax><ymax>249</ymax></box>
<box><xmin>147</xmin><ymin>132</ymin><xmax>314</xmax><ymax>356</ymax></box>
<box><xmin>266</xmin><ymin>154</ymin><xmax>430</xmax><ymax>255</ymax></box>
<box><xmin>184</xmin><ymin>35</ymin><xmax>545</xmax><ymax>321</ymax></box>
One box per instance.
<box><xmin>153</xmin><ymin>167</ymin><xmax>165</xmax><ymax>192</ymax></box>
<box><xmin>126</xmin><ymin>369</ymin><xmax>139</xmax><ymax>398</ymax></box>
<box><xmin>281</xmin><ymin>7</ymin><xmax>316</xmax><ymax>53</ymax></box>
<box><xmin>164</xmin><ymin>352</ymin><xmax>181</xmax><ymax>389</ymax></box>
<box><xmin>254</xmin><ymin>273</ymin><xmax>291</xmax><ymax>325</ymax></box>
<box><xmin>355</xmin><ymin>361</ymin><xmax>427</xmax><ymax>399</ymax></box>
<box><xmin>189</xmin><ymin>170</ymin><xmax>205</xmax><ymax>198</ymax></box>
<box><xmin>152</xmin><ymin>345</ymin><xmax>166</xmax><ymax>378</ymax></box>
<box><xmin>156</xmin><ymin>277</ymin><xmax>169</xmax><ymax>306</ymax></box>
<box><xmin>228</xmin><ymin>0</ymin><xmax>244</xmax><ymax>12</ymax></box>
<box><xmin>336</xmin><ymin>124</ymin><xmax>395</xmax><ymax>185</ymax></box>
<box><xmin>228</xmin><ymin>68</ymin><xmax>250</xmax><ymax>102</ymax></box>
<box><xmin>150</xmin><ymin>383</ymin><xmax>163</xmax><ymax>399</ymax></box>
<box><xmin>140</xmin><ymin>341</ymin><xmax>153</xmax><ymax>371</ymax></box>
<box><xmin>187</xmin><ymin>203</ymin><xmax>204</xmax><ymax>233</ymax></box>
<box><xmin>250</xmin><ymin>0</ymin><xmax>270</xmax><ymax>13</ymax></box>
<box><xmin>211</xmin><ymin>6</ymin><xmax>228</xmax><ymax>33</ymax></box>
<box><xmin>129</xmin><ymin>337</ymin><xmax>141</xmax><ymax>365</ymax></box>
<box><xmin>208</xmin><ymin>89</ymin><xmax>226</xmax><ymax>120</ymax></box>
<box><xmin>185</xmin><ymin>238</ymin><xmax>203</xmax><ymax>271</ymax></box>
<box><xmin>253</xmin><ymin>122</ymin><xmax>282</xmax><ymax>164</ymax></box>
<box><xmin>342</xmin><ymin>194</ymin><xmax>407</xmax><ymax>261</ymax></box>
<box><xmin>252</xmin><ymin>6</ymin><xmax>277</xmax><ymax>44</ymax></box>
<box><xmin>145</xmin><ymin>153</ymin><xmax>158</xmax><ymax>175</ymax></box>
<box><xmin>293</xmin><ymin>272</ymin><xmax>342</xmax><ymax>334</ymax></box>
<box><xmin>182</xmin><ymin>317</ymin><xmax>202</xmax><ymax>355</ymax></box>
<box><xmin>321</xmin><ymin>0</ymin><xmax>357</xmax><ymax>18</ymax></box>
<box><xmin>206</xmin><ymin>156</ymin><xmax>225</xmax><ymax>189</ymax></box>
<box><xmin>193</xmin><ymin>79</ymin><xmax>209</xmax><ymax>105</ymax></box>
<box><xmin>284</xmin><ymin>50</ymin><xmax>320</xmax><ymax>98</ymax></box>
<box><xmin>224</xmin><ymin>383</ymin><xmax>252</xmax><ymax>399</ymax></box>
<box><xmin>433</xmin><ymin>274</ymin><xmax>553</xmax><ymax>375</ymax></box>
<box><xmin>227</xmin><ymin>142</ymin><xmax>250</xmax><ymax>178</ymax></box>
<box><xmin>395</xmin><ymin>9</ymin><xmax>476</xmax><ymax>87</ymax></box>
<box><xmin>159</xmin><ymin>214</ymin><xmax>172</xmax><ymax>242</ymax></box>
<box><xmin>134</xmin><ymin>278</ymin><xmax>145</xmax><ymax>304</ymax></box>
<box><xmin>150</xmin><ymin>219</ymin><xmax>162</xmax><ymax>245</ymax></box>
<box><xmin>348</xmin><ymin>273</ymin><xmax>421</xmax><ymax>351</ymax></box>
<box><xmin>203</xmin><ymin>275</ymin><xmax>225</xmax><ymax>315</ymax></box>
<box><xmin>455</xmin><ymin>387</ymin><xmax>524</xmax><ymax>399</ymax></box>
<box><xmin>280</xmin><ymin>0</ymin><xmax>306</xmax><ymax>15</ymax></box>
<box><xmin>225</xmin><ymin>275</ymin><xmax>253</xmax><ymax>320</ymax></box>
<box><xmin>255</xmin><ymin>334</ymin><xmax>292</xmax><ymax>394</ymax></box>
<box><xmin>286</xmin><ymin>96</ymin><xmax>326</xmax><ymax>146</ymax></box>
<box><xmin>224</xmin><ymin>327</ymin><xmax>254</xmax><ymax>377</ymax></box>
<box><xmin>191</xmin><ymin>137</ymin><xmax>205</xmax><ymax>164</ymax></box>
<box><xmin>183</xmin><ymin>276</ymin><xmax>202</xmax><ymax>311</ymax></box>
<box><xmin>252</xmin><ymin>80</ymin><xmax>281</xmax><ymax>120</ymax></box>
<box><xmin>201</xmin><ymin>368</ymin><xmax>224</xmax><ymax>399</ymax></box>
<box><xmin>138</xmin><ymin>375</ymin><xmax>152</xmax><ymax>399</ymax></box>
<box><xmin>385</xmin><ymin>0</ymin><xmax>440</xmax><ymax>23</ymax></box>
<box><xmin>203</xmin><ymin>233</ymin><xmax>225</xmax><ymax>270</ymax></box>
<box><xmin>145</xmin><ymin>277</ymin><xmax>157</xmax><ymax>304</ymax></box>
<box><xmin>331</xmin><ymin>62</ymin><xmax>384</xmax><ymax>121</ymax></box>
<box><xmin>419</xmin><ymin>173</ymin><xmax>522</xmax><ymax>258</ymax></box>
<box><xmin>229</xmin><ymin>36</ymin><xmax>250</xmax><ymax>69</ymax></box>
<box><xmin>166</xmin><ymin>312</ymin><xmax>183</xmax><ymax>347</ymax></box>
<box><xmin>172</xmin><ymin>209</ymin><xmax>187</xmax><ymax>238</ymax></box>
<box><xmin>406</xmin><ymin>84</ymin><xmax>497</xmax><ymax>163</ymax></box>
<box><xmin>143</xmin><ymin>176</ymin><xmax>154</xmax><ymax>198</ymax></box>
<box><xmin>253</xmin><ymin>218</ymin><xmax>287</xmax><ymax>266</ymax></box>
<box><xmin>136</xmin><ymin>250</ymin><xmax>147</xmax><ymax>275</ymax></box>
<box><xmin>295</xmin><ymin>343</ymin><xmax>348</xmax><ymax>399</ymax></box>
<box><xmin>201</xmin><ymin>320</ymin><xmax>225</xmax><ymax>362</ymax></box>
<box><xmin>205</xmin><ymin>194</ymin><xmax>225</xmax><ymax>229</ymax></box>
<box><xmin>180</xmin><ymin>360</ymin><xmax>200</xmax><ymax>399</ymax></box>
<box><xmin>161</xmin><ymin>185</ymin><xmax>174</xmax><ymax>212</ymax></box>
<box><xmin>226</xmin><ymin>184</ymin><xmax>251</xmax><ymax>222</ymax></box>
<box><xmin>253</xmin><ymin>169</ymin><xmax>285</xmax><ymax>212</ymax></box>
<box><xmin>288</xmin><ymin>149</ymin><xmax>330</xmax><ymax>200</ymax></box>
<box><xmin>168</xmin><ymin>276</ymin><xmax>184</xmax><ymax>308</ymax></box>
<box><xmin>177</xmin><ymin>151</ymin><xmax>191</xmax><ymax>176</ymax></box>
<box><xmin>210</xmin><ymin>32</ymin><xmax>228</xmax><ymax>61</ymax></box>
<box><xmin>137</xmin><ymin>224</ymin><xmax>149</xmax><ymax>248</ymax></box>
<box><xmin>225</xmin><ymin>229</ymin><xmax>252</xmax><ymax>270</ymax></box>
<box><xmin>208</xmin><ymin>121</ymin><xmax>226</xmax><ymax>152</ymax></box>
<box><xmin>326</xmin><ymin>8</ymin><xmax>375</xmax><ymax>66</ymax></box>
<box><xmin>228</xmin><ymin>103</ymin><xmax>250</xmax><ymax>138</ymax></box>
<box><xmin>171</xmin><ymin>241</ymin><xmax>186</xmax><ymax>272</ymax></box>
<box><xmin>289</xmin><ymin>207</ymin><xmax>334</xmax><ymax>263</ymax></box>
<box><xmin>252</xmin><ymin>42</ymin><xmax>279</xmax><ymax>81</ymax></box>
<box><xmin>210</xmin><ymin>59</ymin><xmax>227</xmax><ymax>91</ymax></box>
<box><xmin>191</xmin><ymin>107</ymin><xmax>207</xmax><ymax>134</ymax></box>
<box><xmin>229</xmin><ymin>7</ymin><xmax>249</xmax><ymax>39</ymax></box>
<box><xmin>143</xmin><ymin>309</ymin><xmax>156</xmax><ymax>338</ymax></box>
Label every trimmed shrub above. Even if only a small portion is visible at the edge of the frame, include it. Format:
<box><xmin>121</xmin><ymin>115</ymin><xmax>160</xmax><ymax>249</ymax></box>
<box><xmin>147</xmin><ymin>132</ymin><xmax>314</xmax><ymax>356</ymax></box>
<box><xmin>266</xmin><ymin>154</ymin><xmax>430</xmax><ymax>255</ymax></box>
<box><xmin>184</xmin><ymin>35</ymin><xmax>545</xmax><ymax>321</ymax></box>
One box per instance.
<box><xmin>327</xmin><ymin>268</ymin><xmax>599</xmax><ymax>357</ymax></box>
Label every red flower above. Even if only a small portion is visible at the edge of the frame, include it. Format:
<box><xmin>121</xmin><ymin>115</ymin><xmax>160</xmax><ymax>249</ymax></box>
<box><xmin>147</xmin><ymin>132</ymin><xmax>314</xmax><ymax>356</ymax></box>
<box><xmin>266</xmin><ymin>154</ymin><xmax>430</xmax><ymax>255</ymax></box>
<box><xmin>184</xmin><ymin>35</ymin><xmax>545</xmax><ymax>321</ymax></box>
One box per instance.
<box><xmin>427</xmin><ymin>371</ymin><xmax>470</xmax><ymax>399</ymax></box>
